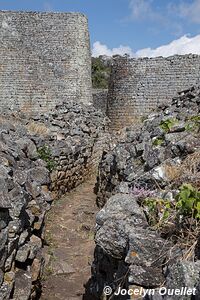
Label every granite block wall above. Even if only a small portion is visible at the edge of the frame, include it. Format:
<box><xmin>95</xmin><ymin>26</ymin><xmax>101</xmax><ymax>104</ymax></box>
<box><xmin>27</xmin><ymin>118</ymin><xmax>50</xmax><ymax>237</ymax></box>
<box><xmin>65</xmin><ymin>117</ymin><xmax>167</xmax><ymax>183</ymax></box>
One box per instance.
<box><xmin>0</xmin><ymin>11</ymin><xmax>92</xmax><ymax>113</ymax></box>
<box><xmin>107</xmin><ymin>54</ymin><xmax>200</xmax><ymax>130</ymax></box>
<box><xmin>92</xmin><ymin>89</ymin><xmax>108</xmax><ymax>114</ymax></box>
<box><xmin>0</xmin><ymin>101</ymin><xmax>107</xmax><ymax>299</ymax></box>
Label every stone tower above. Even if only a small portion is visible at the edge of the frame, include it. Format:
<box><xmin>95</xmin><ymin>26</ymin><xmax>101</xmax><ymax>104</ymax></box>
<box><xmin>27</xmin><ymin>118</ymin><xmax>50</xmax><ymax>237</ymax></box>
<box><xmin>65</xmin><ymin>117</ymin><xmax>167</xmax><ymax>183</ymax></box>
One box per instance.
<box><xmin>107</xmin><ymin>55</ymin><xmax>200</xmax><ymax>130</ymax></box>
<box><xmin>0</xmin><ymin>11</ymin><xmax>92</xmax><ymax>113</ymax></box>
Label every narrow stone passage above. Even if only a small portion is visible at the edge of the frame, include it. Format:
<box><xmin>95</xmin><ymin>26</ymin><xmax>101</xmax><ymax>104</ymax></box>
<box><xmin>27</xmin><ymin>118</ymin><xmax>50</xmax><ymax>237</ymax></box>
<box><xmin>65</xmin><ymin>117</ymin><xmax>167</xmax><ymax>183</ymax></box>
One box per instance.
<box><xmin>41</xmin><ymin>177</ymin><xmax>98</xmax><ymax>300</ymax></box>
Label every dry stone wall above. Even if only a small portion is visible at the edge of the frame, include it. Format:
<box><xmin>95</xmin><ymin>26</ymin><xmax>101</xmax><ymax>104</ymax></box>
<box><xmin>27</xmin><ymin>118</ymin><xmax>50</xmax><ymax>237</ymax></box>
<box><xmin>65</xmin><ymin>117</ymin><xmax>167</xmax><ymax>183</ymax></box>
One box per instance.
<box><xmin>92</xmin><ymin>89</ymin><xmax>108</xmax><ymax>114</ymax></box>
<box><xmin>0</xmin><ymin>101</ymin><xmax>107</xmax><ymax>299</ymax></box>
<box><xmin>29</xmin><ymin>102</ymin><xmax>108</xmax><ymax>197</ymax></box>
<box><xmin>107</xmin><ymin>54</ymin><xmax>200</xmax><ymax>130</ymax></box>
<box><xmin>89</xmin><ymin>85</ymin><xmax>200</xmax><ymax>299</ymax></box>
<box><xmin>0</xmin><ymin>11</ymin><xmax>92</xmax><ymax>113</ymax></box>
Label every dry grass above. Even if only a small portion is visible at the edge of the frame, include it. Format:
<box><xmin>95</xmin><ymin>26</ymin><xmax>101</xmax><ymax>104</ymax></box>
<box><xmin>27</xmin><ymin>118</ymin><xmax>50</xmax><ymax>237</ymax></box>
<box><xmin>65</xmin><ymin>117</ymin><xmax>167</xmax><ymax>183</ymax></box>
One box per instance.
<box><xmin>26</xmin><ymin>121</ymin><xmax>49</xmax><ymax>136</ymax></box>
<box><xmin>164</xmin><ymin>164</ymin><xmax>182</xmax><ymax>181</ymax></box>
<box><xmin>182</xmin><ymin>151</ymin><xmax>200</xmax><ymax>174</ymax></box>
<box><xmin>164</xmin><ymin>151</ymin><xmax>200</xmax><ymax>187</ymax></box>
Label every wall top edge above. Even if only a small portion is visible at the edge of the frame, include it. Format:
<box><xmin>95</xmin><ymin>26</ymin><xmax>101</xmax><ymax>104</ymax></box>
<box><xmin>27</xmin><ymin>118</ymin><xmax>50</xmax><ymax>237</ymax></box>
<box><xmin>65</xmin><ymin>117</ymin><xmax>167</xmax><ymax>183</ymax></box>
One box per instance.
<box><xmin>112</xmin><ymin>53</ymin><xmax>200</xmax><ymax>62</ymax></box>
<box><xmin>0</xmin><ymin>10</ymin><xmax>88</xmax><ymax>19</ymax></box>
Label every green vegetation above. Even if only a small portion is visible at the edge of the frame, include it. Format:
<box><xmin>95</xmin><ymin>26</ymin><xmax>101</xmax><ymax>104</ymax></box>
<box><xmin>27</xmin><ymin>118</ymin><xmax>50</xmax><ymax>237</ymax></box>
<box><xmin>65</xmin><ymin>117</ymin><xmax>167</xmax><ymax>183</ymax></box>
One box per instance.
<box><xmin>176</xmin><ymin>183</ymin><xmax>200</xmax><ymax>219</ymax></box>
<box><xmin>185</xmin><ymin>115</ymin><xmax>200</xmax><ymax>132</ymax></box>
<box><xmin>143</xmin><ymin>184</ymin><xmax>200</xmax><ymax>229</ymax></box>
<box><xmin>159</xmin><ymin>118</ymin><xmax>178</xmax><ymax>133</ymax></box>
<box><xmin>37</xmin><ymin>145</ymin><xmax>56</xmax><ymax>171</ymax></box>
<box><xmin>152</xmin><ymin>137</ymin><xmax>164</xmax><ymax>146</ymax></box>
<box><xmin>92</xmin><ymin>57</ymin><xmax>111</xmax><ymax>89</ymax></box>
<box><xmin>143</xmin><ymin>198</ymin><xmax>173</xmax><ymax>227</ymax></box>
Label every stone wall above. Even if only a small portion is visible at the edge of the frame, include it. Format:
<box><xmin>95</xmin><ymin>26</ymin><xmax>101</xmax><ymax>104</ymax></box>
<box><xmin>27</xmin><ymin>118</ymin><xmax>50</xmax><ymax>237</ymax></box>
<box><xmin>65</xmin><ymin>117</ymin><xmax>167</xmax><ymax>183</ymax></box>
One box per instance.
<box><xmin>92</xmin><ymin>89</ymin><xmax>108</xmax><ymax>114</ymax></box>
<box><xmin>0</xmin><ymin>11</ymin><xmax>92</xmax><ymax>113</ymax></box>
<box><xmin>107</xmin><ymin>54</ymin><xmax>200</xmax><ymax>130</ymax></box>
<box><xmin>89</xmin><ymin>85</ymin><xmax>200</xmax><ymax>299</ymax></box>
<box><xmin>0</xmin><ymin>101</ymin><xmax>107</xmax><ymax>299</ymax></box>
<box><xmin>30</xmin><ymin>102</ymin><xmax>108</xmax><ymax>197</ymax></box>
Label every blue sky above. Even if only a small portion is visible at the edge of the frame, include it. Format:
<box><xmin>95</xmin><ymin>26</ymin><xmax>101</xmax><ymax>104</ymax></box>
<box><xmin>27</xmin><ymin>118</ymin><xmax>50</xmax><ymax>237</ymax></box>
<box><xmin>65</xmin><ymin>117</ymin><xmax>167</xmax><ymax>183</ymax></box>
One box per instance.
<box><xmin>1</xmin><ymin>0</ymin><xmax>200</xmax><ymax>57</ymax></box>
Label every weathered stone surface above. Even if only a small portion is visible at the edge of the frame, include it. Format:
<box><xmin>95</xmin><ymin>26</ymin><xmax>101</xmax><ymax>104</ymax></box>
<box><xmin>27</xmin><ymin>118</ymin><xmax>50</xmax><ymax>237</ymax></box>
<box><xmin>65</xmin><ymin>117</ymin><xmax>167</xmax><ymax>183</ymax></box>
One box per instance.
<box><xmin>31</xmin><ymin>258</ymin><xmax>42</xmax><ymax>282</ymax></box>
<box><xmin>0</xmin><ymin>269</ymin><xmax>3</xmax><ymax>287</ymax></box>
<box><xmin>96</xmin><ymin>85</ymin><xmax>200</xmax><ymax>207</ymax></box>
<box><xmin>164</xmin><ymin>261</ymin><xmax>200</xmax><ymax>300</ymax></box>
<box><xmin>126</xmin><ymin>229</ymin><xmax>171</xmax><ymax>286</ymax></box>
<box><xmin>15</xmin><ymin>244</ymin><xmax>30</xmax><ymax>263</ymax></box>
<box><xmin>12</xmin><ymin>269</ymin><xmax>32</xmax><ymax>300</ymax></box>
<box><xmin>5</xmin><ymin>250</ymin><xmax>16</xmax><ymax>272</ymax></box>
<box><xmin>90</xmin><ymin>84</ymin><xmax>200</xmax><ymax>298</ymax></box>
<box><xmin>0</xmin><ymin>98</ymin><xmax>107</xmax><ymax>298</ymax></box>
<box><xmin>28</xmin><ymin>235</ymin><xmax>42</xmax><ymax>260</ymax></box>
<box><xmin>28</xmin><ymin>167</ymin><xmax>50</xmax><ymax>185</ymax></box>
<box><xmin>0</xmin><ymin>11</ymin><xmax>92</xmax><ymax>113</ymax></box>
<box><xmin>108</xmin><ymin>55</ymin><xmax>200</xmax><ymax>130</ymax></box>
<box><xmin>92</xmin><ymin>89</ymin><xmax>108</xmax><ymax>114</ymax></box>
<box><xmin>0</xmin><ymin>178</ymin><xmax>11</xmax><ymax>209</ymax></box>
<box><xmin>0</xmin><ymin>229</ymin><xmax>8</xmax><ymax>268</ymax></box>
<box><xmin>0</xmin><ymin>282</ymin><xmax>13</xmax><ymax>300</ymax></box>
<box><xmin>95</xmin><ymin>194</ymin><xmax>148</xmax><ymax>258</ymax></box>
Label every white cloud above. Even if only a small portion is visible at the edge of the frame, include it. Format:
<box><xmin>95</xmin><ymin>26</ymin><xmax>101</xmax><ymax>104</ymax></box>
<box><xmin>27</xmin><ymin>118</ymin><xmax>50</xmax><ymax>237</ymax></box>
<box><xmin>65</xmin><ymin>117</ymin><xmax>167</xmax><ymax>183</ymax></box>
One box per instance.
<box><xmin>129</xmin><ymin>0</ymin><xmax>155</xmax><ymax>20</ymax></box>
<box><xmin>128</xmin><ymin>0</ymin><xmax>200</xmax><ymax>23</ymax></box>
<box><xmin>92</xmin><ymin>41</ymin><xmax>134</xmax><ymax>57</ymax></box>
<box><xmin>176</xmin><ymin>0</ymin><xmax>200</xmax><ymax>24</ymax></box>
<box><xmin>128</xmin><ymin>0</ymin><xmax>172</xmax><ymax>25</ymax></box>
<box><xmin>127</xmin><ymin>0</ymin><xmax>183</xmax><ymax>36</ymax></box>
<box><xmin>136</xmin><ymin>34</ymin><xmax>200</xmax><ymax>57</ymax></box>
<box><xmin>92</xmin><ymin>34</ymin><xmax>200</xmax><ymax>58</ymax></box>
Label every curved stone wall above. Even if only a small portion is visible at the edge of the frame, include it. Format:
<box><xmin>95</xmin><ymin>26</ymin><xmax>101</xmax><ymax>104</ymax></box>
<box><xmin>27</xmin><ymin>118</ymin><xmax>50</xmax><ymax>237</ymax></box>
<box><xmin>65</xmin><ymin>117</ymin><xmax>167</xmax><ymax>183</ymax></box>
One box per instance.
<box><xmin>0</xmin><ymin>11</ymin><xmax>92</xmax><ymax>113</ymax></box>
<box><xmin>107</xmin><ymin>54</ymin><xmax>200</xmax><ymax>130</ymax></box>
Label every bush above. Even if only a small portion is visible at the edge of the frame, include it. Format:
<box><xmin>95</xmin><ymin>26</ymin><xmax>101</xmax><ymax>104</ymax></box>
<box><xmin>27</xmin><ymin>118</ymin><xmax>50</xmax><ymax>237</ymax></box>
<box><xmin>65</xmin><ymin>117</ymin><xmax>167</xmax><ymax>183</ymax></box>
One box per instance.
<box><xmin>37</xmin><ymin>145</ymin><xmax>56</xmax><ymax>171</ymax></box>
<box><xmin>92</xmin><ymin>57</ymin><xmax>111</xmax><ymax>89</ymax></box>
<box><xmin>176</xmin><ymin>183</ymin><xmax>200</xmax><ymax>219</ymax></box>
<box><xmin>159</xmin><ymin>118</ymin><xmax>178</xmax><ymax>133</ymax></box>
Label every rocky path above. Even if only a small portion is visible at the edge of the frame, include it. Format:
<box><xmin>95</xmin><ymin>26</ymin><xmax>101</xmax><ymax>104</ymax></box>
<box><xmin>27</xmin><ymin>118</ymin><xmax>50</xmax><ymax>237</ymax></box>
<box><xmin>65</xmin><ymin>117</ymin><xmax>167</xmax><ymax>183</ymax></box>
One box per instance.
<box><xmin>41</xmin><ymin>178</ymin><xmax>98</xmax><ymax>300</ymax></box>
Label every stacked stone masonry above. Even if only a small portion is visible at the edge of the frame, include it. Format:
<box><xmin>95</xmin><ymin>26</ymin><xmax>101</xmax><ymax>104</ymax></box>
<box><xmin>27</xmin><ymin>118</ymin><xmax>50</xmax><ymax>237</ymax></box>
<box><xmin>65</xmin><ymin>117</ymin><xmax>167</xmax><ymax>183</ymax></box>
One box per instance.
<box><xmin>107</xmin><ymin>54</ymin><xmax>200</xmax><ymax>130</ymax></box>
<box><xmin>90</xmin><ymin>85</ymin><xmax>200</xmax><ymax>299</ymax></box>
<box><xmin>92</xmin><ymin>89</ymin><xmax>108</xmax><ymax>114</ymax></box>
<box><xmin>0</xmin><ymin>101</ymin><xmax>107</xmax><ymax>299</ymax></box>
<box><xmin>0</xmin><ymin>11</ymin><xmax>92</xmax><ymax>113</ymax></box>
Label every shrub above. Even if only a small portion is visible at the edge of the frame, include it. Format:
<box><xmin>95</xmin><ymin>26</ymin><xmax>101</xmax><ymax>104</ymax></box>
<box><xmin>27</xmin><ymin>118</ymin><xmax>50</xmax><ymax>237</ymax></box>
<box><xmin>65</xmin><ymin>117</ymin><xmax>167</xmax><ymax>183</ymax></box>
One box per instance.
<box><xmin>159</xmin><ymin>118</ymin><xmax>178</xmax><ymax>133</ymax></box>
<box><xmin>176</xmin><ymin>183</ymin><xmax>200</xmax><ymax>219</ymax></box>
<box><xmin>143</xmin><ymin>198</ymin><xmax>173</xmax><ymax>227</ymax></box>
<box><xmin>152</xmin><ymin>137</ymin><xmax>164</xmax><ymax>146</ymax></box>
<box><xmin>185</xmin><ymin>115</ymin><xmax>200</xmax><ymax>132</ymax></box>
<box><xmin>92</xmin><ymin>57</ymin><xmax>111</xmax><ymax>89</ymax></box>
<box><xmin>37</xmin><ymin>145</ymin><xmax>56</xmax><ymax>171</ymax></box>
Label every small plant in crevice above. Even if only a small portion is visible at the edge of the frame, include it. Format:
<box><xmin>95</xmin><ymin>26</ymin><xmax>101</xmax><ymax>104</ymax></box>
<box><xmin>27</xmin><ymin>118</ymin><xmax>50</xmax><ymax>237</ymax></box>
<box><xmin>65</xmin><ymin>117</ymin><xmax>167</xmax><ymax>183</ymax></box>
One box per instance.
<box><xmin>143</xmin><ymin>184</ymin><xmax>200</xmax><ymax>227</ymax></box>
<box><xmin>176</xmin><ymin>183</ymin><xmax>200</xmax><ymax>219</ymax></box>
<box><xmin>159</xmin><ymin>118</ymin><xmax>178</xmax><ymax>133</ymax></box>
<box><xmin>185</xmin><ymin>115</ymin><xmax>200</xmax><ymax>133</ymax></box>
<box><xmin>152</xmin><ymin>137</ymin><xmax>164</xmax><ymax>147</ymax></box>
<box><xmin>37</xmin><ymin>145</ymin><xmax>57</xmax><ymax>171</ymax></box>
<box><xmin>142</xmin><ymin>183</ymin><xmax>200</xmax><ymax>253</ymax></box>
<box><xmin>142</xmin><ymin>197</ymin><xmax>174</xmax><ymax>227</ymax></box>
